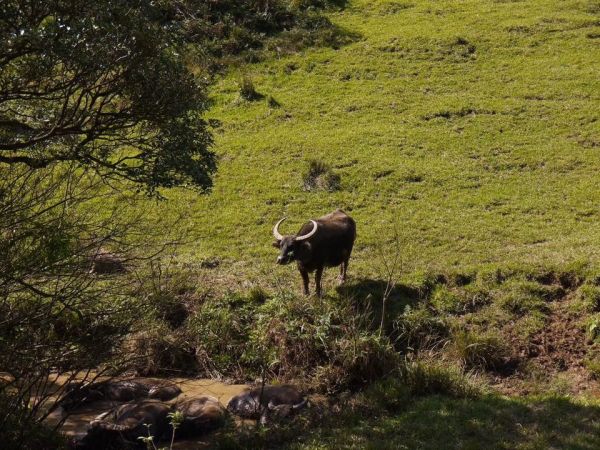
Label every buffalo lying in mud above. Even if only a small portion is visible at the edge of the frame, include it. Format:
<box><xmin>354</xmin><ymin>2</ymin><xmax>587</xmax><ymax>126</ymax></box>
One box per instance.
<box><xmin>273</xmin><ymin>209</ymin><xmax>356</xmax><ymax>297</ymax></box>
<box><xmin>60</xmin><ymin>378</ymin><xmax>181</xmax><ymax>410</ymax></box>
<box><xmin>173</xmin><ymin>396</ymin><xmax>227</xmax><ymax>437</ymax></box>
<box><xmin>227</xmin><ymin>385</ymin><xmax>308</xmax><ymax>424</ymax></box>
<box><xmin>72</xmin><ymin>400</ymin><xmax>171</xmax><ymax>449</ymax></box>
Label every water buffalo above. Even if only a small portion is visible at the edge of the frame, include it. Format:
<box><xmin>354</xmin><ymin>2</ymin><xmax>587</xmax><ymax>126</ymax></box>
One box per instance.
<box><xmin>273</xmin><ymin>209</ymin><xmax>356</xmax><ymax>296</ymax></box>
<box><xmin>227</xmin><ymin>385</ymin><xmax>307</xmax><ymax>425</ymax></box>
<box><xmin>173</xmin><ymin>396</ymin><xmax>227</xmax><ymax>437</ymax></box>
<box><xmin>73</xmin><ymin>400</ymin><xmax>171</xmax><ymax>449</ymax></box>
<box><xmin>60</xmin><ymin>378</ymin><xmax>181</xmax><ymax>410</ymax></box>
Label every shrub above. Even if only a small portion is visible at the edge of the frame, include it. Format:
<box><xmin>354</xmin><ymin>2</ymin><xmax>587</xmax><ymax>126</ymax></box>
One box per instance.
<box><xmin>361</xmin><ymin>377</ymin><xmax>412</xmax><ymax>412</ymax></box>
<box><xmin>393</xmin><ymin>306</ymin><xmax>449</xmax><ymax>353</ymax></box>
<box><xmin>238</xmin><ymin>75</ymin><xmax>262</xmax><ymax>101</ymax></box>
<box><xmin>0</xmin><ymin>395</ymin><xmax>67</xmax><ymax>450</ymax></box>
<box><xmin>585</xmin><ymin>357</ymin><xmax>600</xmax><ymax>379</ymax></box>
<box><xmin>450</xmin><ymin>328</ymin><xmax>508</xmax><ymax>371</ymax></box>
<box><xmin>302</xmin><ymin>159</ymin><xmax>341</xmax><ymax>192</ymax></box>
<box><xmin>250</xmin><ymin>294</ymin><xmax>397</xmax><ymax>392</ymax></box>
<box><xmin>122</xmin><ymin>325</ymin><xmax>197</xmax><ymax>376</ymax></box>
<box><xmin>586</xmin><ymin>314</ymin><xmax>600</xmax><ymax>343</ymax></box>
<box><xmin>137</xmin><ymin>271</ymin><xmax>199</xmax><ymax>329</ymax></box>
<box><xmin>400</xmin><ymin>359</ymin><xmax>478</xmax><ymax>397</ymax></box>
<box><xmin>186</xmin><ymin>292</ymin><xmax>261</xmax><ymax>378</ymax></box>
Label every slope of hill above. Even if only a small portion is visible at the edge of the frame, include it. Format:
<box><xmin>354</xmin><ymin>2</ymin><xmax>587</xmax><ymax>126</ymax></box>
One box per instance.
<box><xmin>130</xmin><ymin>1</ymin><xmax>600</xmax><ymax>447</ymax></box>
<box><xmin>152</xmin><ymin>0</ymin><xmax>600</xmax><ymax>288</ymax></box>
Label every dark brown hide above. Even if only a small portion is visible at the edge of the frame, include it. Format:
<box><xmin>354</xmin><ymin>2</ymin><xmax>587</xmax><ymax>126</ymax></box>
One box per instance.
<box><xmin>74</xmin><ymin>400</ymin><xmax>171</xmax><ymax>449</ymax></box>
<box><xmin>61</xmin><ymin>378</ymin><xmax>181</xmax><ymax>410</ymax></box>
<box><xmin>174</xmin><ymin>396</ymin><xmax>226</xmax><ymax>437</ymax></box>
<box><xmin>273</xmin><ymin>209</ymin><xmax>356</xmax><ymax>296</ymax></box>
<box><xmin>226</xmin><ymin>385</ymin><xmax>307</xmax><ymax>424</ymax></box>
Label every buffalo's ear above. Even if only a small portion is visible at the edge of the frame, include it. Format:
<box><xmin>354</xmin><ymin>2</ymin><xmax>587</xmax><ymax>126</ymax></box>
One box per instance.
<box><xmin>272</xmin><ymin>240</ymin><xmax>281</xmax><ymax>248</ymax></box>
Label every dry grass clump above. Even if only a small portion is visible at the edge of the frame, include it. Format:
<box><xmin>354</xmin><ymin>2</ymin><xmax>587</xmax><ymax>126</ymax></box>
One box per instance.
<box><xmin>302</xmin><ymin>159</ymin><xmax>341</xmax><ymax>192</ymax></box>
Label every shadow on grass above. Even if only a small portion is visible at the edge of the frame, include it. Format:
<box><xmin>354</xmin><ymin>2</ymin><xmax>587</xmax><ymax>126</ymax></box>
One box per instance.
<box><xmin>336</xmin><ymin>277</ymin><xmax>425</xmax><ymax>330</ymax></box>
<box><xmin>297</xmin><ymin>394</ymin><xmax>600</xmax><ymax>450</ymax></box>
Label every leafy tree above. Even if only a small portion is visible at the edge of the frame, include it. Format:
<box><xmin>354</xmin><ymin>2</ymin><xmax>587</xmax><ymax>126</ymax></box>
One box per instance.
<box><xmin>0</xmin><ymin>0</ymin><xmax>216</xmax><ymax>193</ymax></box>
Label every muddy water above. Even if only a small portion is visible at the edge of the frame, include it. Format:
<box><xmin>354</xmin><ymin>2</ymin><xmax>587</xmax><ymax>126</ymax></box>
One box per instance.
<box><xmin>46</xmin><ymin>377</ymin><xmax>249</xmax><ymax>448</ymax></box>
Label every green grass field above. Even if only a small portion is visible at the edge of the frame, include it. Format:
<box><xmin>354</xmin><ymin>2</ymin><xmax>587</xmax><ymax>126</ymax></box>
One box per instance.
<box><xmin>147</xmin><ymin>0</ymin><xmax>600</xmax><ymax>289</ymax></box>
<box><xmin>132</xmin><ymin>1</ymin><xmax>600</xmax><ymax>447</ymax></box>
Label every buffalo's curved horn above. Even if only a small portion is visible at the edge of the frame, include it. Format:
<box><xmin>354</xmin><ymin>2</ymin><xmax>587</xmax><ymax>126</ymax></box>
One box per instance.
<box><xmin>273</xmin><ymin>218</ymin><xmax>286</xmax><ymax>240</ymax></box>
<box><xmin>292</xmin><ymin>398</ymin><xmax>308</xmax><ymax>410</ymax></box>
<box><xmin>295</xmin><ymin>220</ymin><xmax>318</xmax><ymax>241</ymax></box>
<box><xmin>99</xmin><ymin>422</ymin><xmax>136</xmax><ymax>432</ymax></box>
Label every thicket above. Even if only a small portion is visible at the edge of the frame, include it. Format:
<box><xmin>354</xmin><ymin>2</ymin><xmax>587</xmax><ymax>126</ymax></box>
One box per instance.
<box><xmin>157</xmin><ymin>0</ymin><xmax>353</xmax><ymax>70</ymax></box>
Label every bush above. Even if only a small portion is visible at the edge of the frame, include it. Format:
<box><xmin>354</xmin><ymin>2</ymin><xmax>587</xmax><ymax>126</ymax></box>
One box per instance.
<box><xmin>186</xmin><ymin>292</ymin><xmax>261</xmax><ymax>379</ymax></box>
<box><xmin>360</xmin><ymin>377</ymin><xmax>412</xmax><ymax>412</ymax></box>
<box><xmin>450</xmin><ymin>328</ymin><xmax>508</xmax><ymax>371</ymax></box>
<box><xmin>393</xmin><ymin>306</ymin><xmax>449</xmax><ymax>353</ymax></box>
<box><xmin>174</xmin><ymin>0</ymin><xmax>351</xmax><ymax>68</ymax></box>
<box><xmin>0</xmin><ymin>394</ymin><xmax>67</xmax><ymax>450</ymax></box>
<box><xmin>136</xmin><ymin>270</ymin><xmax>199</xmax><ymax>329</ymax></box>
<box><xmin>585</xmin><ymin>356</ymin><xmax>600</xmax><ymax>379</ymax></box>
<box><xmin>302</xmin><ymin>159</ymin><xmax>341</xmax><ymax>192</ymax></box>
<box><xmin>122</xmin><ymin>325</ymin><xmax>197</xmax><ymax>376</ymax></box>
<box><xmin>586</xmin><ymin>313</ymin><xmax>600</xmax><ymax>343</ymax></box>
<box><xmin>400</xmin><ymin>359</ymin><xmax>478</xmax><ymax>397</ymax></box>
<box><xmin>250</xmin><ymin>294</ymin><xmax>397</xmax><ymax>392</ymax></box>
<box><xmin>238</xmin><ymin>75</ymin><xmax>262</xmax><ymax>101</ymax></box>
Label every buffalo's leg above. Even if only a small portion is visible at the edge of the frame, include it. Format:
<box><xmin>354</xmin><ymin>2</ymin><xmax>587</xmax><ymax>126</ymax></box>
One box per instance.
<box><xmin>315</xmin><ymin>267</ymin><xmax>324</xmax><ymax>297</ymax></box>
<box><xmin>338</xmin><ymin>256</ymin><xmax>350</xmax><ymax>285</ymax></box>
<box><xmin>300</xmin><ymin>268</ymin><xmax>310</xmax><ymax>296</ymax></box>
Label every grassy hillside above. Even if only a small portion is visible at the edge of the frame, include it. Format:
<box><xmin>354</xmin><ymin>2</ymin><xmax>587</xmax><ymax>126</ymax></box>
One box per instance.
<box><xmin>144</xmin><ymin>0</ymin><xmax>600</xmax><ymax>291</ymax></box>
<box><xmin>37</xmin><ymin>2</ymin><xmax>600</xmax><ymax>448</ymax></box>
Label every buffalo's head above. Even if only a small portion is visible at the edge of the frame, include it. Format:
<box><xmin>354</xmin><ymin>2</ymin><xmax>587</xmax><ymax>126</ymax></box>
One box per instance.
<box><xmin>272</xmin><ymin>218</ymin><xmax>318</xmax><ymax>265</ymax></box>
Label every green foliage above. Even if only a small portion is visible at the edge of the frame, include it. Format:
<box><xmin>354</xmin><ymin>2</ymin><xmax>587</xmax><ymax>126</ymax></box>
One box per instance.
<box><xmin>575</xmin><ymin>284</ymin><xmax>600</xmax><ymax>312</ymax></box>
<box><xmin>430</xmin><ymin>285</ymin><xmax>468</xmax><ymax>314</ymax></box>
<box><xmin>585</xmin><ymin>356</ymin><xmax>600</xmax><ymax>380</ymax></box>
<box><xmin>450</xmin><ymin>328</ymin><xmax>508</xmax><ymax>371</ymax></box>
<box><xmin>360</xmin><ymin>376</ymin><xmax>412</xmax><ymax>412</ymax></box>
<box><xmin>0</xmin><ymin>166</ymin><xmax>142</xmax><ymax>443</ymax></box>
<box><xmin>0</xmin><ymin>394</ymin><xmax>67</xmax><ymax>450</ymax></box>
<box><xmin>400</xmin><ymin>359</ymin><xmax>478</xmax><ymax>398</ymax></box>
<box><xmin>497</xmin><ymin>281</ymin><xmax>553</xmax><ymax>317</ymax></box>
<box><xmin>186</xmin><ymin>292</ymin><xmax>262</xmax><ymax>377</ymax></box>
<box><xmin>586</xmin><ymin>314</ymin><xmax>600</xmax><ymax>343</ymax></box>
<box><xmin>250</xmin><ymin>294</ymin><xmax>397</xmax><ymax>391</ymax></box>
<box><xmin>161</xmin><ymin>0</ymin><xmax>350</xmax><ymax>68</ymax></box>
<box><xmin>0</xmin><ymin>0</ymin><xmax>216</xmax><ymax>193</ymax></box>
<box><xmin>393</xmin><ymin>306</ymin><xmax>449</xmax><ymax>352</ymax></box>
